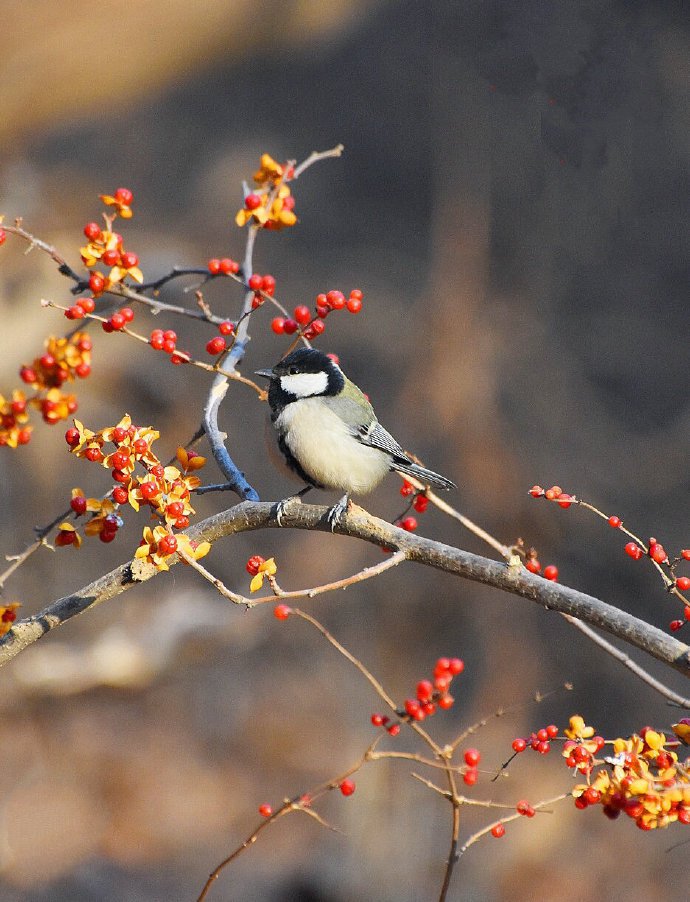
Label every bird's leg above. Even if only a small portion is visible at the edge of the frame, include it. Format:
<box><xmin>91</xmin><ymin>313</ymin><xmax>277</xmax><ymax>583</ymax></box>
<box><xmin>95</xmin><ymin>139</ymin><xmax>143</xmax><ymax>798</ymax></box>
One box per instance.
<box><xmin>326</xmin><ymin>493</ymin><xmax>350</xmax><ymax>532</ymax></box>
<box><xmin>275</xmin><ymin>485</ymin><xmax>312</xmax><ymax>526</ymax></box>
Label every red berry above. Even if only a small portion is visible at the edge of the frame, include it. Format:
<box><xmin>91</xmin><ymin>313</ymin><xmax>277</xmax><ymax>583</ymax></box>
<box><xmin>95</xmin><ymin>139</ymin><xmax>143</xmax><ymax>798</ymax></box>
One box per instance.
<box><xmin>305</xmin><ymin>319</ymin><xmax>325</xmax><ymax>338</ymax></box>
<box><xmin>512</xmin><ymin>738</ymin><xmax>527</xmax><ymax>753</ymax></box>
<box><xmin>536</xmin><ymin>740</ymin><xmax>550</xmax><ymax>754</ymax></box>
<box><xmin>261</xmin><ymin>275</ymin><xmax>276</xmax><ymax>295</ymax></box>
<box><xmin>491</xmin><ymin>824</ymin><xmax>505</xmax><ymax>838</ymax></box>
<box><xmin>40</xmin><ymin>353</ymin><xmax>56</xmax><ymax>370</ymax></box>
<box><xmin>346</xmin><ymin>297</ymin><xmax>362</xmax><ymax>314</ymax></box>
<box><xmin>162</xmin><ymin>338</ymin><xmax>176</xmax><ymax>353</ymax></box>
<box><xmin>251</xmin><ymin>293</ymin><xmax>264</xmax><ymax>309</ymax></box>
<box><xmin>448</xmin><ymin>657</ymin><xmax>464</xmax><ymax>675</ymax></box>
<box><xmin>150</xmin><ymin>331</ymin><xmax>164</xmax><ymax>350</ymax></box>
<box><xmin>340</xmin><ymin>779</ymin><xmax>356</xmax><ymax>797</ymax></box>
<box><xmin>273</xmin><ymin>604</ymin><xmax>292</xmax><ymax>620</ymax></box>
<box><xmin>387</xmin><ymin>724</ymin><xmax>401</xmax><ymax>736</ymax></box>
<box><xmin>400</xmin><ymin>480</ymin><xmax>415</xmax><ymax>497</ymax></box>
<box><xmin>206</xmin><ymin>336</ymin><xmax>226</xmax><ymax>355</ymax></box>
<box><xmin>271</xmin><ymin>317</ymin><xmax>285</xmax><ymax>335</ymax></box>
<box><xmin>283</xmin><ymin>319</ymin><xmax>298</xmax><ymax>335</ymax></box>
<box><xmin>437</xmin><ymin>694</ymin><xmax>454</xmax><ymax>710</ymax></box>
<box><xmin>371</xmin><ymin>713</ymin><xmax>385</xmax><ymax>727</ymax></box>
<box><xmin>625</xmin><ymin>542</ymin><xmax>643</xmax><ymax>560</ymax></box>
<box><xmin>219</xmin><ymin>258</ymin><xmax>239</xmax><ymax>274</ymax></box>
<box><xmin>543</xmin><ymin>564</ymin><xmax>559</xmax><ymax>581</ymax></box>
<box><xmin>546</xmin><ymin>724</ymin><xmax>559</xmax><ymax>738</ymax></box>
<box><xmin>246</xmin><ymin>555</ymin><xmax>264</xmax><ymax>576</ymax></box>
<box><xmin>399</xmin><ymin>516</ymin><xmax>418</xmax><ymax>532</ymax></box>
<box><xmin>404</xmin><ymin>698</ymin><xmax>422</xmax><ymax>718</ymax></box>
<box><xmin>70</xmin><ymin>496</ymin><xmax>87</xmax><ymax>515</ymax></box>
<box><xmin>416</xmin><ymin>680</ymin><xmax>434</xmax><ymax>702</ymax></box>
<box><xmin>208</xmin><ymin>258</ymin><xmax>221</xmax><ymax>274</ymax></box>
<box><xmin>463</xmin><ymin>767</ymin><xmax>478</xmax><ymax>786</ymax></box>
<box><xmin>413</xmin><ymin>494</ymin><xmax>429</xmax><ymax>513</ymax></box>
<box><xmin>20</xmin><ymin>366</ymin><xmax>37</xmax><ymax>384</ymax></box>
<box><xmin>115</xmin><ymin>188</ymin><xmax>133</xmax><ymax>206</ymax></box>
<box><xmin>65</xmin><ymin>427</ymin><xmax>80</xmax><ymax>446</ymax></box>
<box><xmin>170</xmin><ymin>351</ymin><xmax>189</xmax><ymax>365</ymax></box>
<box><xmin>55</xmin><ymin>530</ymin><xmax>77</xmax><ymax>546</ymax></box>
<box><xmin>158</xmin><ymin>534</ymin><xmax>178</xmax><ymax>555</ymax></box>
<box><xmin>102</xmin><ymin>248</ymin><xmax>120</xmax><ymax>267</ymax></box>
<box><xmin>326</xmin><ymin>290</ymin><xmax>345</xmax><ymax>309</ymax></box>
<box><xmin>245</xmin><ymin>193</ymin><xmax>262</xmax><ymax>210</ymax></box>
<box><xmin>650</xmin><ymin>544</ymin><xmax>667</xmax><ymax>564</ymax></box>
<box><xmin>516</xmin><ymin>800</ymin><xmax>534</xmax><ymax>817</ymax></box>
<box><xmin>139</xmin><ymin>481</ymin><xmax>158</xmax><ymax>500</ymax></box>
<box><xmin>608</xmin><ymin>515</ymin><xmax>621</xmax><ymax>528</ymax></box>
<box><xmin>65</xmin><ymin>305</ymin><xmax>84</xmax><ymax>320</ymax></box>
<box><xmin>258</xmin><ymin>803</ymin><xmax>272</xmax><ymax>818</ymax></box>
<box><xmin>120</xmin><ymin>307</ymin><xmax>135</xmax><ymax>322</ymax></box>
<box><xmin>349</xmin><ymin>289</ymin><xmax>363</xmax><ymax>301</ymax></box>
<box><xmin>85</xmin><ymin>447</ymin><xmax>103</xmax><ymax>462</ymax></box>
<box><xmin>111</xmin><ymin>426</ymin><xmax>127</xmax><ymax>443</ymax></box>
<box><xmin>109</xmin><ymin>312</ymin><xmax>126</xmax><ymax>330</ymax></box>
<box><xmin>557</xmin><ymin>492</ymin><xmax>573</xmax><ymax>509</ymax></box>
<box><xmin>77</xmin><ymin>298</ymin><xmax>95</xmax><ymax>315</ymax></box>
<box><xmin>89</xmin><ymin>272</ymin><xmax>105</xmax><ymax>293</ymax></box>
<box><xmin>676</xmin><ymin>577</ymin><xmax>690</xmax><ymax>592</ymax></box>
<box><xmin>464</xmin><ymin>748</ymin><xmax>481</xmax><ymax>767</ymax></box>
<box><xmin>529</xmin><ymin>485</ymin><xmax>543</xmax><ymax>497</ymax></box>
<box><xmin>682</xmin><ymin>550</ymin><xmax>690</xmax><ymax>561</ymax></box>
<box><xmin>293</xmin><ymin>305</ymin><xmax>311</xmax><ymax>325</ymax></box>
<box><xmin>219</xmin><ymin>320</ymin><xmax>235</xmax><ymax>335</ymax></box>
<box><xmin>670</xmin><ymin>620</ymin><xmax>684</xmax><ymax>632</ymax></box>
<box><xmin>112</xmin><ymin>486</ymin><xmax>128</xmax><ymax>504</ymax></box>
<box><xmin>583</xmin><ymin>787</ymin><xmax>601</xmax><ymax>805</ymax></box>
<box><xmin>248</xmin><ymin>274</ymin><xmax>263</xmax><ymax>291</ymax></box>
<box><xmin>525</xmin><ymin>559</ymin><xmax>541</xmax><ymax>573</ymax></box>
<box><xmin>83</xmin><ymin>222</ymin><xmax>102</xmax><ymax>240</ymax></box>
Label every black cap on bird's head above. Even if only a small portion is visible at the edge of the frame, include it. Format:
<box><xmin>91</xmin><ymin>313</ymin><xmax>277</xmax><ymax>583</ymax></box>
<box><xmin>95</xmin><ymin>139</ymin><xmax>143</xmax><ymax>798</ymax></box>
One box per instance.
<box><xmin>256</xmin><ymin>348</ymin><xmax>345</xmax><ymax>407</ymax></box>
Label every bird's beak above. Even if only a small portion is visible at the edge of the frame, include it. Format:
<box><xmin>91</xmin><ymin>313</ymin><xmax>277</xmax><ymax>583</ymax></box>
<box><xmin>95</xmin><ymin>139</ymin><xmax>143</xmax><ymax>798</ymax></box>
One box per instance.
<box><xmin>254</xmin><ymin>368</ymin><xmax>274</xmax><ymax>380</ymax></box>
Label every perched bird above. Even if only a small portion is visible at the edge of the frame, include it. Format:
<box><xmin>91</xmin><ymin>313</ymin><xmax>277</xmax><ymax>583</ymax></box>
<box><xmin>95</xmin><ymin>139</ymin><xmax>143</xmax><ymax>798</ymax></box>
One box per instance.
<box><xmin>255</xmin><ymin>348</ymin><xmax>455</xmax><ymax>527</ymax></box>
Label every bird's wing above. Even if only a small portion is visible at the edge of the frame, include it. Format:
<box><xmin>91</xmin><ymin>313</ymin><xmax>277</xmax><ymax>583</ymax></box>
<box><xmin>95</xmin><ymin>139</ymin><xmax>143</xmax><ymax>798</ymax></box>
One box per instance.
<box><xmin>356</xmin><ymin>421</ymin><xmax>408</xmax><ymax>462</ymax></box>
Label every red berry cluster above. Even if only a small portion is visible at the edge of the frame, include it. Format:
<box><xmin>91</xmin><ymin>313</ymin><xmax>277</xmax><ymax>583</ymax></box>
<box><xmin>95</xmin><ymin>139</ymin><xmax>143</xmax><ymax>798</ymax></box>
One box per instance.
<box><xmin>102</xmin><ymin>306</ymin><xmax>134</xmax><ymax>333</ymax></box>
<box><xmin>397</xmin><ymin>480</ymin><xmax>431</xmax><ymax>533</ymax></box>
<box><xmin>148</xmin><ymin>328</ymin><xmax>189</xmax><ymax>365</ymax></box>
<box><xmin>207</xmin><ymin>257</ymin><xmax>240</xmax><ymax>276</ymax></box>
<box><xmin>371</xmin><ymin>657</ymin><xmax>464</xmax><ymax>737</ymax></box>
<box><xmin>205</xmin><ymin>321</ymin><xmax>235</xmax><ymax>356</ymax></box>
<box><xmin>271</xmin><ymin>289</ymin><xmax>363</xmax><ymax>341</ymax></box>
<box><xmin>0</xmin><ymin>228</ymin><xmax>6</xmax><ymax>246</ymax></box>
<box><xmin>2</xmin><ymin>333</ymin><xmax>92</xmax><ymax>447</ymax></box>
<box><xmin>529</xmin><ymin>484</ymin><xmax>574</xmax><ymax>508</ymax></box>
<box><xmin>64</xmin><ymin>296</ymin><xmax>96</xmax><ymax>320</ymax></box>
<box><xmin>511</xmin><ymin>724</ymin><xmax>559</xmax><ymax>756</ymax></box>
<box><xmin>563</xmin><ymin>734</ymin><xmax>604</xmax><ymax>774</ymax></box>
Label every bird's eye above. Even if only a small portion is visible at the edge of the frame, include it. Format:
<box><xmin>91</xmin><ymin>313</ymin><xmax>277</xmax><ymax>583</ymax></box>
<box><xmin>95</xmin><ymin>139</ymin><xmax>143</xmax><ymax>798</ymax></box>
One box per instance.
<box><xmin>288</xmin><ymin>365</ymin><xmax>300</xmax><ymax>375</ymax></box>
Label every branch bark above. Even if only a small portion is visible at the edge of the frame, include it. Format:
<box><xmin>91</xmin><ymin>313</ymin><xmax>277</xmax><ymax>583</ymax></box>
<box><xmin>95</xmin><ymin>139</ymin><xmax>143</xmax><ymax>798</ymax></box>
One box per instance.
<box><xmin>1</xmin><ymin>501</ymin><xmax>688</xmax><ymax>677</ymax></box>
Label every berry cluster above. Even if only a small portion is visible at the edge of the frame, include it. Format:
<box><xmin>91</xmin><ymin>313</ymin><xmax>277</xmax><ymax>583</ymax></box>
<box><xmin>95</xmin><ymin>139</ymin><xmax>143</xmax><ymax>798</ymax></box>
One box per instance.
<box><xmin>568</xmin><ymin>719</ymin><xmax>690</xmax><ymax>831</ymax></box>
<box><xmin>64</xmin><ymin>296</ymin><xmax>96</xmax><ymax>320</ymax></box>
<box><xmin>396</xmin><ymin>480</ymin><xmax>433</xmax><ymax>533</ymax></box>
<box><xmin>102</xmin><ymin>306</ymin><xmax>135</xmax><ymax>333</ymax></box>
<box><xmin>62</xmin><ymin>415</ymin><xmax>210</xmax><ymax>569</ymax></box>
<box><xmin>207</xmin><ymin>257</ymin><xmax>240</xmax><ymax>276</ymax></box>
<box><xmin>148</xmin><ymin>329</ymin><xmax>190</xmax><ymax>365</ymax></box>
<box><xmin>271</xmin><ymin>289</ymin><xmax>363</xmax><ymax>341</ymax></box>
<box><xmin>511</xmin><ymin>723</ymin><xmax>559</xmax><ymax>756</ymax></box>
<box><xmin>80</xmin><ymin>189</ymin><xmax>141</xmax><ymax>296</ymax></box>
<box><xmin>235</xmin><ymin>154</ymin><xmax>297</xmax><ymax>231</ymax></box>
<box><xmin>370</xmin><ymin>657</ymin><xmax>465</xmax><ymax>738</ymax></box>
<box><xmin>1</xmin><ymin>333</ymin><xmax>92</xmax><ymax>447</ymax></box>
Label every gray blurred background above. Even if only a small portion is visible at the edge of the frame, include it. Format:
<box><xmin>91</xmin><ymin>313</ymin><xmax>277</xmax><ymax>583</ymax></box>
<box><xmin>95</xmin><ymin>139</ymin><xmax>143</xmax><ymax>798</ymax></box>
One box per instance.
<box><xmin>0</xmin><ymin>1</ymin><xmax>688</xmax><ymax>899</ymax></box>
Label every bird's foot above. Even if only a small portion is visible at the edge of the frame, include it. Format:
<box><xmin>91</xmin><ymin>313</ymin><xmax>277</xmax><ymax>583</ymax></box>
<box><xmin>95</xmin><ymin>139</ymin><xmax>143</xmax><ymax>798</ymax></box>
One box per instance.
<box><xmin>274</xmin><ymin>486</ymin><xmax>312</xmax><ymax>526</ymax></box>
<box><xmin>326</xmin><ymin>494</ymin><xmax>350</xmax><ymax>532</ymax></box>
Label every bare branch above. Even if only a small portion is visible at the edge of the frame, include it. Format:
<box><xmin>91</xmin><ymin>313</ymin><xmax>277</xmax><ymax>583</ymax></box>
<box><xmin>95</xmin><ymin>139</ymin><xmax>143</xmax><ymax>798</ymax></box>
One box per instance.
<box><xmin>1</xmin><ymin>502</ymin><xmax>688</xmax><ymax>679</ymax></box>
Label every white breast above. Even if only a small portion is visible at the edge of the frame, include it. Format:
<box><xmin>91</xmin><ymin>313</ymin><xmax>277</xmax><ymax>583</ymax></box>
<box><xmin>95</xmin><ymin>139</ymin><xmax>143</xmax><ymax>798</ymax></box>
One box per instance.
<box><xmin>275</xmin><ymin>399</ymin><xmax>390</xmax><ymax>494</ymax></box>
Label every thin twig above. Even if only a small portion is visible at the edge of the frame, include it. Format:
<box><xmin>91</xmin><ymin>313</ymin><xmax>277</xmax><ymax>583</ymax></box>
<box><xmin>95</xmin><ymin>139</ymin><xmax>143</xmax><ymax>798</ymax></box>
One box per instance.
<box><xmin>457</xmin><ymin>794</ymin><xmax>570</xmax><ymax>856</ymax></box>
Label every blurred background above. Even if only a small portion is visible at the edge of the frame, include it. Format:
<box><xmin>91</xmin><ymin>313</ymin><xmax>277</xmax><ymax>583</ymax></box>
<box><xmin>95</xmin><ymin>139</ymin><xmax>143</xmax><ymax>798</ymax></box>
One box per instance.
<box><xmin>0</xmin><ymin>0</ymin><xmax>688</xmax><ymax>899</ymax></box>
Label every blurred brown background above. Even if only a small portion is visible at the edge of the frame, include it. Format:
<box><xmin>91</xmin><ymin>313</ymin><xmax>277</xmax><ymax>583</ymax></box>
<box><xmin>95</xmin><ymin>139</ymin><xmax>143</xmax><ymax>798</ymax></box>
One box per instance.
<box><xmin>0</xmin><ymin>1</ymin><xmax>688</xmax><ymax>899</ymax></box>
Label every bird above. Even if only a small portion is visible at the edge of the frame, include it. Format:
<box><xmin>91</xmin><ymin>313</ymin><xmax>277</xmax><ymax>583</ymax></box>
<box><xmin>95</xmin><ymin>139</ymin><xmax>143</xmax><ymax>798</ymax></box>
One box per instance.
<box><xmin>255</xmin><ymin>347</ymin><xmax>455</xmax><ymax>528</ymax></box>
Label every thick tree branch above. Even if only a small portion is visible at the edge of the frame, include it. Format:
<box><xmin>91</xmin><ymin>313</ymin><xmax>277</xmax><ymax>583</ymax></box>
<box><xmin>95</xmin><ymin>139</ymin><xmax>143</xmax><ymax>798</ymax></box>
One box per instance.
<box><xmin>1</xmin><ymin>502</ymin><xmax>688</xmax><ymax>677</ymax></box>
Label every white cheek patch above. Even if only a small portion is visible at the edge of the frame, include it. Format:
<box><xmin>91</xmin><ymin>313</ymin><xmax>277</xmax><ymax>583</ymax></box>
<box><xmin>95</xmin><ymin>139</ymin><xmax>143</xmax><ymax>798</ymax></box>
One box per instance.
<box><xmin>280</xmin><ymin>371</ymin><xmax>329</xmax><ymax>398</ymax></box>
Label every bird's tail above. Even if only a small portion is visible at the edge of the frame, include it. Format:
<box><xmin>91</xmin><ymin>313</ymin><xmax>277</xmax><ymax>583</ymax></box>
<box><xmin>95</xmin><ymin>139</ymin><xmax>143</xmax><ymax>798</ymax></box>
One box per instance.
<box><xmin>393</xmin><ymin>461</ymin><xmax>456</xmax><ymax>491</ymax></box>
